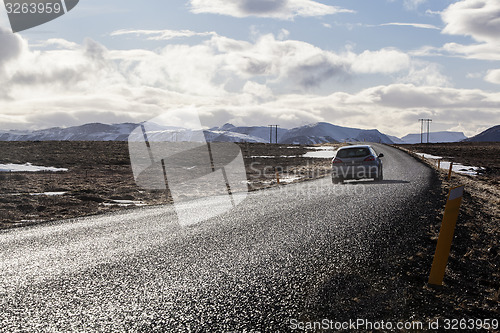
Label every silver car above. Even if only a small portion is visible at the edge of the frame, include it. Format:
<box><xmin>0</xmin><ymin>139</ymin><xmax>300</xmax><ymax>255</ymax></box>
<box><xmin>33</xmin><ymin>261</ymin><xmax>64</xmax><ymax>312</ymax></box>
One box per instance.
<box><xmin>331</xmin><ymin>145</ymin><xmax>384</xmax><ymax>184</ymax></box>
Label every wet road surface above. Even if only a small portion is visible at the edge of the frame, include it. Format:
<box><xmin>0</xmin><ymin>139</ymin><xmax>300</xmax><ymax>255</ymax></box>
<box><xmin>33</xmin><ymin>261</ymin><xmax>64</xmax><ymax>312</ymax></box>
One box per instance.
<box><xmin>0</xmin><ymin>144</ymin><xmax>433</xmax><ymax>331</ymax></box>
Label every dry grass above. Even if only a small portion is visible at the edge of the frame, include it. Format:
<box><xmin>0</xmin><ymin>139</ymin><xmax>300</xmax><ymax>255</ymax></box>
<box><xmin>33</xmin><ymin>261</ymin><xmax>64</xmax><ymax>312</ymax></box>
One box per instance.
<box><xmin>0</xmin><ymin>141</ymin><xmax>338</xmax><ymax>228</ymax></box>
<box><xmin>398</xmin><ymin>143</ymin><xmax>500</xmax><ymax>320</ymax></box>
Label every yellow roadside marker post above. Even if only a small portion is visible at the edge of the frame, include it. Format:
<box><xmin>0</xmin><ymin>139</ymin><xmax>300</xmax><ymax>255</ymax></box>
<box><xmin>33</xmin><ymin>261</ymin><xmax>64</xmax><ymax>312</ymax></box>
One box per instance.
<box><xmin>428</xmin><ymin>185</ymin><xmax>465</xmax><ymax>286</ymax></box>
<box><xmin>437</xmin><ymin>159</ymin><xmax>441</xmax><ymax>169</ymax></box>
<box><xmin>274</xmin><ymin>167</ymin><xmax>280</xmax><ymax>185</ymax></box>
<box><xmin>448</xmin><ymin>162</ymin><xmax>454</xmax><ymax>180</ymax></box>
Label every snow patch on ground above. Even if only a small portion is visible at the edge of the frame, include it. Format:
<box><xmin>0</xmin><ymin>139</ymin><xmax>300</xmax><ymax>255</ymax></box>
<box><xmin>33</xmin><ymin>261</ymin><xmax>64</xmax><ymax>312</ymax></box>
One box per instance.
<box><xmin>250</xmin><ymin>156</ymin><xmax>296</xmax><ymax>158</ymax></box>
<box><xmin>102</xmin><ymin>200</ymin><xmax>146</xmax><ymax>207</ymax></box>
<box><xmin>252</xmin><ymin>146</ymin><xmax>337</xmax><ymax>159</ymax></box>
<box><xmin>259</xmin><ymin>175</ymin><xmax>302</xmax><ymax>185</ymax></box>
<box><xmin>299</xmin><ymin>146</ymin><xmax>336</xmax><ymax>159</ymax></box>
<box><xmin>0</xmin><ymin>163</ymin><xmax>68</xmax><ymax>172</ymax></box>
<box><xmin>308</xmin><ymin>146</ymin><xmax>336</xmax><ymax>150</ymax></box>
<box><xmin>417</xmin><ymin>153</ymin><xmax>485</xmax><ymax>176</ymax></box>
<box><xmin>302</xmin><ymin>146</ymin><xmax>336</xmax><ymax>159</ymax></box>
<box><xmin>30</xmin><ymin>192</ymin><xmax>67</xmax><ymax>196</ymax></box>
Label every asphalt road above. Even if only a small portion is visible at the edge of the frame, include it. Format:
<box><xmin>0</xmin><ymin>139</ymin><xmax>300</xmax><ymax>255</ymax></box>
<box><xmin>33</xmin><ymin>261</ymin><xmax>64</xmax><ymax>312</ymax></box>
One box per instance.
<box><xmin>0</xmin><ymin>144</ymin><xmax>434</xmax><ymax>331</ymax></box>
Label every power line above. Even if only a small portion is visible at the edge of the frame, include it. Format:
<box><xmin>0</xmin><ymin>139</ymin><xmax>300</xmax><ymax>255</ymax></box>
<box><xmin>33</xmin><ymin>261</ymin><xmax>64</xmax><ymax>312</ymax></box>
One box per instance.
<box><xmin>418</xmin><ymin>119</ymin><xmax>432</xmax><ymax>144</ymax></box>
<box><xmin>268</xmin><ymin>125</ymin><xmax>279</xmax><ymax>144</ymax></box>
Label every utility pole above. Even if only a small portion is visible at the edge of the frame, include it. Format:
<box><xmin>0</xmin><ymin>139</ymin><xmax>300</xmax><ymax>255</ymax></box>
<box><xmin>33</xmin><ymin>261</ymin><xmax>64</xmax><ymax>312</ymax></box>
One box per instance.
<box><xmin>268</xmin><ymin>125</ymin><xmax>279</xmax><ymax>143</ymax></box>
<box><xmin>427</xmin><ymin>119</ymin><xmax>431</xmax><ymax>144</ymax></box>
<box><xmin>418</xmin><ymin>119</ymin><xmax>432</xmax><ymax>144</ymax></box>
<box><xmin>420</xmin><ymin>119</ymin><xmax>424</xmax><ymax>144</ymax></box>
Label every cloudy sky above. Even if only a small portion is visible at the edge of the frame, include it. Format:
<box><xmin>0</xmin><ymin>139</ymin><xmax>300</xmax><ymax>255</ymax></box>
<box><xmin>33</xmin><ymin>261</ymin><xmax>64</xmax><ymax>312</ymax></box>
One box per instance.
<box><xmin>0</xmin><ymin>0</ymin><xmax>499</xmax><ymax>137</ymax></box>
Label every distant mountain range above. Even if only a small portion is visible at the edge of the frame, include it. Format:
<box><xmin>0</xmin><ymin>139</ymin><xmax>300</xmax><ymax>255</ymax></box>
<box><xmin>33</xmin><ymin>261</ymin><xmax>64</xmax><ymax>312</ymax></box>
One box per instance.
<box><xmin>399</xmin><ymin>131</ymin><xmax>468</xmax><ymax>144</ymax></box>
<box><xmin>2</xmin><ymin>122</ymin><xmax>497</xmax><ymax>144</ymax></box>
<box><xmin>275</xmin><ymin>122</ymin><xmax>394</xmax><ymax>144</ymax></box>
<box><xmin>0</xmin><ymin>122</ymin><xmax>395</xmax><ymax>144</ymax></box>
<box><xmin>464</xmin><ymin>125</ymin><xmax>500</xmax><ymax>142</ymax></box>
<box><xmin>0</xmin><ymin>123</ymin><xmax>139</xmax><ymax>142</ymax></box>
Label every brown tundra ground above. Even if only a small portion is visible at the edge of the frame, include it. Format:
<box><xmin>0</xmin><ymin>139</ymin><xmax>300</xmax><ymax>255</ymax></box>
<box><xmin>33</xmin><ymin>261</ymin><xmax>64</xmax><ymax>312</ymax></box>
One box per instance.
<box><xmin>0</xmin><ymin>141</ymin><xmax>337</xmax><ymax>227</ymax></box>
<box><xmin>394</xmin><ymin>142</ymin><xmax>499</xmax><ymax>322</ymax></box>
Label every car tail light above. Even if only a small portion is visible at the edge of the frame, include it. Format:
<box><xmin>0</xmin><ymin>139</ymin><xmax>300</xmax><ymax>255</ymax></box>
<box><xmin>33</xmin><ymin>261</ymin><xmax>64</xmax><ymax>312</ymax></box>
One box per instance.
<box><xmin>332</xmin><ymin>158</ymin><xmax>343</xmax><ymax>164</ymax></box>
<box><xmin>364</xmin><ymin>155</ymin><xmax>376</xmax><ymax>161</ymax></box>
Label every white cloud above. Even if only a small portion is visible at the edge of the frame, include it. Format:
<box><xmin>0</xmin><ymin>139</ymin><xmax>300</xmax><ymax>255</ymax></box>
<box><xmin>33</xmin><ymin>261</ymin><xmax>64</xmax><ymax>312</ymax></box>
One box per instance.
<box><xmin>447</xmin><ymin>123</ymin><xmax>487</xmax><ymax>137</ymax></box>
<box><xmin>0</xmin><ymin>27</ymin><xmax>27</xmax><ymax>98</ymax></box>
<box><xmin>0</xmin><ymin>27</ymin><xmax>25</xmax><ymax>66</ymax></box>
<box><xmin>398</xmin><ymin>62</ymin><xmax>451</xmax><ymax>87</ymax></box>
<box><xmin>441</xmin><ymin>42</ymin><xmax>500</xmax><ymax>61</ymax></box>
<box><xmin>350</xmin><ymin>48</ymin><xmax>410</xmax><ymax>74</ymax></box>
<box><xmin>356</xmin><ymin>84</ymin><xmax>498</xmax><ymax>109</ymax></box>
<box><xmin>110</xmin><ymin>29</ymin><xmax>218</xmax><ymax>40</ymax></box>
<box><xmin>404</xmin><ymin>0</ymin><xmax>427</xmax><ymax>10</ymax></box>
<box><xmin>414</xmin><ymin>42</ymin><xmax>500</xmax><ymax>61</ymax></box>
<box><xmin>485</xmin><ymin>69</ymin><xmax>500</xmax><ymax>84</ymax></box>
<box><xmin>291</xmin><ymin>84</ymin><xmax>500</xmax><ymax>135</ymax></box>
<box><xmin>242</xmin><ymin>81</ymin><xmax>274</xmax><ymax>101</ymax></box>
<box><xmin>247</xmin><ymin>84</ymin><xmax>500</xmax><ymax>136</ymax></box>
<box><xmin>1</xmin><ymin>30</ymin><xmax>498</xmax><ymax>138</ymax></box>
<box><xmin>277</xmin><ymin>29</ymin><xmax>290</xmax><ymax>40</ymax></box>
<box><xmin>415</xmin><ymin>1</ymin><xmax>500</xmax><ymax>61</ymax></box>
<box><xmin>40</xmin><ymin>39</ymin><xmax>80</xmax><ymax>49</ymax></box>
<box><xmin>210</xmin><ymin>35</ymin><xmax>410</xmax><ymax>90</ymax></box>
<box><xmin>442</xmin><ymin>0</ymin><xmax>500</xmax><ymax>43</ymax></box>
<box><xmin>466</xmin><ymin>72</ymin><xmax>483</xmax><ymax>79</ymax></box>
<box><xmin>388</xmin><ymin>0</ymin><xmax>427</xmax><ymax>10</ymax></box>
<box><xmin>206</xmin><ymin>34</ymin><xmax>354</xmax><ymax>90</ymax></box>
<box><xmin>425</xmin><ymin>9</ymin><xmax>441</xmax><ymax>16</ymax></box>
<box><xmin>0</xmin><ymin>6</ymin><xmax>10</xmax><ymax>30</ymax></box>
<box><xmin>188</xmin><ymin>0</ymin><xmax>354</xmax><ymax>20</ymax></box>
<box><xmin>379</xmin><ymin>22</ymin><xmax>440</xmax><ymax>30</ymax></box>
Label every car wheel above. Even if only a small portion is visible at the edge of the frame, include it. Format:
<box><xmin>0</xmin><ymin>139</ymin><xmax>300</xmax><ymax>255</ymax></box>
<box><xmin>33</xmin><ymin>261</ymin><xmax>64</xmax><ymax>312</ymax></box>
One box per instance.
<box><xmin>332</xmin><ymin>177</ymin><xmax>344</xmax><ymax>184</ymax></box>
<box><xmin>375</xmin><ymin>167</ymin><xmax>383</xmax><ymax>181</ymax></box>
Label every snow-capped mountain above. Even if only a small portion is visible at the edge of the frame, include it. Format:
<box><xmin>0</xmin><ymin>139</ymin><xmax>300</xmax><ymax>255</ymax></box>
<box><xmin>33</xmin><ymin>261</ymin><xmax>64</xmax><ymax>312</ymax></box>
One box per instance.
<box><xmin>0</xmin><ymin>121</ymin><xmax>395</xmax><ymax>144</ymax></box>
<box><xmin>208</xmin><ymin>123</ymin><xmax>286</xmax><ymax>143</ymax></box>
<box><xmin>400</xmin><ymin>131</ymin><xmax>467</xmax><ymax>144</ymax></box>
<box><xmin>278</xmin><ymin>122</ymin><xmax>394</xmax><ymax>144</ymax></box>
<box><xmin>0</xmin><ymin>123</ymin><xmax>139</xmax><ymax>142</ymax></box>
<box><xmin>386</xmin><ymin>135</ymin><xmax>406</xmax><ymax>144</ymax></box>
<box><xmin>0</xmin><ymin>123</ymin><xmax>269</xmax><ymax>143</ymax></box>
<box><xmin>464</xmin><ymin>125</ymin><xmax>500</xmax><ymax>142</ymax></box>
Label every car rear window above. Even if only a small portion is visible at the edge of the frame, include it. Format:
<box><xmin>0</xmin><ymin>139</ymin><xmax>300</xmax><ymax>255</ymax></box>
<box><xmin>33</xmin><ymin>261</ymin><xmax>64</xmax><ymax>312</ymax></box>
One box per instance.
<box><xmin>336</xmin><ymin>148</ymin><xmax>371</xmax><ymax>158</ymax></box>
